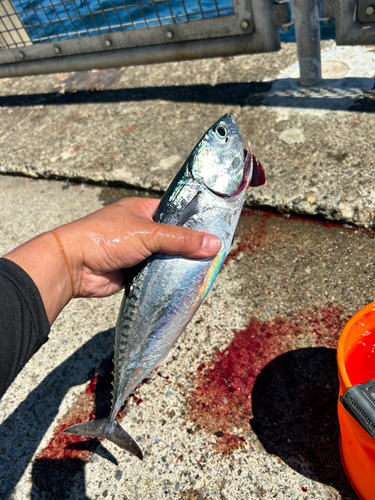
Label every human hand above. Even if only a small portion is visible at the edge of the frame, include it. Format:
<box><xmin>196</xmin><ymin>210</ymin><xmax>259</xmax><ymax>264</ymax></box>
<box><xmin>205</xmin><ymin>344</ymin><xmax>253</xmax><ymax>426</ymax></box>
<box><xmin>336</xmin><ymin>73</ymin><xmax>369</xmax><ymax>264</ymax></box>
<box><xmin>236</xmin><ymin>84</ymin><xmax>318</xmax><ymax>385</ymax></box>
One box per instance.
<box><xmin>56</xmin><ymin>197</ymin><xmax>221</xmax><ymax>298</ymax></box>
<box><xmin>4</xmin><ymin>198</ymin><xmax>221</xmax><ymax>324</ymax></box>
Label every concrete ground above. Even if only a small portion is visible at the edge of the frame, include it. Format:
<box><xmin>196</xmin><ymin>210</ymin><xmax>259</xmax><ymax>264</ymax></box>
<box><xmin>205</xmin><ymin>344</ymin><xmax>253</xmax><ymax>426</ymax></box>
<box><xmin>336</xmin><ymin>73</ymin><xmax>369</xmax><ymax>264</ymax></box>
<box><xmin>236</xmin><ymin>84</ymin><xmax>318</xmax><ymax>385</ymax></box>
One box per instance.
<box><xmin>0</xmin><ymin>40</ymin><xmax>374</xmax><ymax>500</ymax></box>
<box><xmin>0</xmin><ymin>41</ymin><xmax>374</xmax><ymax>226</ymax></box>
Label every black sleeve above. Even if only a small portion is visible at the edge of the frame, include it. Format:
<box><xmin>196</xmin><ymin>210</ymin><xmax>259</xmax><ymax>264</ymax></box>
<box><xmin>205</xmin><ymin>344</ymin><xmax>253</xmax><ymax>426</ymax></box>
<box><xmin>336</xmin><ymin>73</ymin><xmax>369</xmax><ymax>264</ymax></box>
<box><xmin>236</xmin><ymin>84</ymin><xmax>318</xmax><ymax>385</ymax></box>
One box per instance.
<box><xmin>0</xmin><ymin>258</ymin><xmax>50</xmax><ymax>399</ymax></box>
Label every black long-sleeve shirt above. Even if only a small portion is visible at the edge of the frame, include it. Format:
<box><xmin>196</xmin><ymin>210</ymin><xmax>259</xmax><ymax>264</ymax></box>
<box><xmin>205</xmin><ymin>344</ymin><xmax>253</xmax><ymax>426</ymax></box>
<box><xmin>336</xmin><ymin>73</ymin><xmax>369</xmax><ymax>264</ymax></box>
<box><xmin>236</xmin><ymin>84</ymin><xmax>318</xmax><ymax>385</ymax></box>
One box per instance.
<box><xmin>0</xmin><ymin>258</ymin><xmax>50</xmax><ymax>398</ymax></box>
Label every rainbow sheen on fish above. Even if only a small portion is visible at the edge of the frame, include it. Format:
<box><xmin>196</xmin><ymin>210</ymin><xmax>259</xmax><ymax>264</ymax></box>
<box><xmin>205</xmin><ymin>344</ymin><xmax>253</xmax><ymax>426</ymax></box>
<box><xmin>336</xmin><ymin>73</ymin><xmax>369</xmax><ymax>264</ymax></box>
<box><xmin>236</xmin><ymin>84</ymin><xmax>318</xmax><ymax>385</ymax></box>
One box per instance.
<box><xmin>64</xmin><ymin>113</ymin><xmax>265</xmax><ymax>459</ymax></box>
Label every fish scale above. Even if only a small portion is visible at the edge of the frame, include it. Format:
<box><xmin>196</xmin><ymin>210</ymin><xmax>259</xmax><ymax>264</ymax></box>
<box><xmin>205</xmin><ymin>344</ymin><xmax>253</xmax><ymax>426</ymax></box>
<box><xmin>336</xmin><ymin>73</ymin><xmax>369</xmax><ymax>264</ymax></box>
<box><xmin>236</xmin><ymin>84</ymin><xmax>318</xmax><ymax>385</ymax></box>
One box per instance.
<box><xmin>64</xmin><ymin>113</ymin><xmax>265</xmax><ymax>459</ymax></box>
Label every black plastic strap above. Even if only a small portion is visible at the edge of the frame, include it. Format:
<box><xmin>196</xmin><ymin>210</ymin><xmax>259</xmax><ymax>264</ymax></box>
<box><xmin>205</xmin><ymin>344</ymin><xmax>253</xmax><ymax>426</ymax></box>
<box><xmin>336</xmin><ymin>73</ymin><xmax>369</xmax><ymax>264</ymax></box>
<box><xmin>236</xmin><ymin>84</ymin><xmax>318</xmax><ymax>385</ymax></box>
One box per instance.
<box><xmin>340</xmin><ymin>379</ymin><xmax>375</xmax><ymax>440</ymax></box>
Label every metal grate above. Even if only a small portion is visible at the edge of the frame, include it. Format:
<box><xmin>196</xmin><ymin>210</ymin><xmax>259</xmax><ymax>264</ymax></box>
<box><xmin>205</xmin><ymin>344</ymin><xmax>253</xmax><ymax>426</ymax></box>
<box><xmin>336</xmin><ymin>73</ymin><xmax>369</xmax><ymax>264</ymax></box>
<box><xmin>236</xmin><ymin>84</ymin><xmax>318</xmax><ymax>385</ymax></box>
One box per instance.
<box><xmin>0</xmin><ymin>0</ymin><xmax>234</xmax><ymax>48</ymax></box>
<box><xmin>0</xmin><ymin>0</ymin><xmax>285</xmax><ymax>79</ymax></box>
<box><xmin>0</xmin><ymin>0</ymin><xmax>32</xmax><ymax>47</ymax></box>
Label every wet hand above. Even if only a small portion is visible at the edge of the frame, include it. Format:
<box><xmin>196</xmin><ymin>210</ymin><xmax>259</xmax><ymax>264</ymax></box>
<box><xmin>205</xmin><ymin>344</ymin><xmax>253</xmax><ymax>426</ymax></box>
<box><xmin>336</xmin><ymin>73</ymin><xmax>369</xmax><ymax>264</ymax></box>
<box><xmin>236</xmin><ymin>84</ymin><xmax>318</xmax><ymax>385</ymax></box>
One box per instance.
<box><xmin>58</xmin><ymin>197</ymin><xmax>221</xmax><ymax>298</ymax></box>
<box><xmin>4</xmin><ymin>198</ymin><xmax>221</xmax><ymax>324</ymax></box>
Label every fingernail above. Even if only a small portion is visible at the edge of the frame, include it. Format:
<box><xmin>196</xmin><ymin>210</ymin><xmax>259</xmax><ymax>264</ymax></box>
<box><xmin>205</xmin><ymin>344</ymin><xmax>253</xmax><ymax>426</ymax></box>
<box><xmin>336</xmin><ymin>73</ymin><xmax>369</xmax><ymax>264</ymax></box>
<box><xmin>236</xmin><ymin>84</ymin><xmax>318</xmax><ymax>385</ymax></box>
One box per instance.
<box><xmin>202</xmin><ymin>235</ymin><xmax>221</xmax><ymax>253</ymax></box>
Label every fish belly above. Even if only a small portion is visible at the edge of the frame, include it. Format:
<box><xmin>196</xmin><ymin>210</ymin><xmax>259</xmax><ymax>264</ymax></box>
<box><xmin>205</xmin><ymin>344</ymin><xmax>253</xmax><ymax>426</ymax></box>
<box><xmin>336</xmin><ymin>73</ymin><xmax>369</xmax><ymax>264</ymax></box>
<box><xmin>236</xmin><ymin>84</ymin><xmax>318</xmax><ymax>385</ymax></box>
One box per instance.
<box><xmin>111</xmin><ymin>255</ymin><xmax>212</xmax><ymax>418</ymax></box>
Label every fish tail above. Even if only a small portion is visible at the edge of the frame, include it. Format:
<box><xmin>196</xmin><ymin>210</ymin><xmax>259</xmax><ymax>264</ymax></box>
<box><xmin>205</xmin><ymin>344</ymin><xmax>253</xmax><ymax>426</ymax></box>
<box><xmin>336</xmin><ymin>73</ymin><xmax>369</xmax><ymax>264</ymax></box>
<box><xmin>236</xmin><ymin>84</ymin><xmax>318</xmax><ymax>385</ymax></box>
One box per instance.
<box><xmin>64</xmin><ymin>418</ymin><xmax>143</xmax><ymax>460</ymax></box>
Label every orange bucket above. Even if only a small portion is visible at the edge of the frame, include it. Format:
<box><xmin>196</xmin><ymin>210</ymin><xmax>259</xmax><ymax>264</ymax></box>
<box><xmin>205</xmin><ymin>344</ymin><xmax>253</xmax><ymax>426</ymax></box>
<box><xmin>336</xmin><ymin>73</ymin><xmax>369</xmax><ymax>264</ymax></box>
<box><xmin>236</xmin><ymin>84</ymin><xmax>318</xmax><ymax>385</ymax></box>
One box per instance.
<box><xmin>337</xmin><ymin>302</ymin><xmax>375</xmax><ymax>500</ymax></box>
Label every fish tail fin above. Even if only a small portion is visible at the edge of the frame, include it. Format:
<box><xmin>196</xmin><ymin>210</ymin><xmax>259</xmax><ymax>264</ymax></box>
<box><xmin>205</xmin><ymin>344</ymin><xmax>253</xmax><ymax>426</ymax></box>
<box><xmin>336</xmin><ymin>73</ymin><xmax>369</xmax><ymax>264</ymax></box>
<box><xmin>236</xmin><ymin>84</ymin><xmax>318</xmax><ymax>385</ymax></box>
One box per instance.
<box><xmin>64</xmin><ymin>418</ymin><xmax>143</xmax><ymax>460</ymax></box>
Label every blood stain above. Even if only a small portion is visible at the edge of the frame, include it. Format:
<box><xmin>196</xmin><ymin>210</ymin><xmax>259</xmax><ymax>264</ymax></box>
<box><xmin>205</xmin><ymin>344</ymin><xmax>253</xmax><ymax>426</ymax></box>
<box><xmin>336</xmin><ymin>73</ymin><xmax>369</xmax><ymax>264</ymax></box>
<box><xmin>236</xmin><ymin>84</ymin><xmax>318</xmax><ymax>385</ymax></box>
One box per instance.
<box><xmin>36</xmin><ymin>355</ymin><xmax>129</xmax><ymax>462</ymax></box>
<box><xmin>189</xmin><ymin>305</ymin><xmax>348</xmax><ymax>455</ymax></box>
<box><xmin>226</xmin><ymin>208</ymin><xmax>347</xmax><ymax>270</ymax></box>
<box><xmin>131</xmin><ymin>396</ymin><xmax>143</xmax><ymax>406</ymax></box>
<box><xmin>242</xmin><ymin>208</ymin><xmax>342</xmax><ymax>229</ymax></box>
<box><xmin>225</xmin><ymin>211</ymin><xmax>270</xmax><ymax>264</ymax></box>
<box><xmin>37</xmin><ymin>374</ymin><xmax>100</xmax><ymax>462</ymax></box>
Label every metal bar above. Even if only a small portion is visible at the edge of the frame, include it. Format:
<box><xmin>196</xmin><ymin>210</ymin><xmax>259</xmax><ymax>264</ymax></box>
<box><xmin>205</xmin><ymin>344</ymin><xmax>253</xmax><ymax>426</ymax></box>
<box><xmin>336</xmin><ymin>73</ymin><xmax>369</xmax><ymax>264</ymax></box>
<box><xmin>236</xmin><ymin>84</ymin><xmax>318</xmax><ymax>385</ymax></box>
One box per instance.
<box><xmin>290</xmin><ymin>0</ymin><xmax>321</xmax><ymax>86</ymax></box>
<box><xmin>211</xmin><ymin>0</ymin><xmax>222</xmax><ymax>19</ymax></box>
<box><xmin>195</xmin><ymin>0</ymin><xmax>206</xmax><ymax>20</ymax></box>
<box><xmin>113</xmin><ymin>0</ymin><xmax>137</xmax><ymax>32</ymax></box>
<box><xmin>0</xmin><ymin>14</ymin><xmax>250</xmax><ymax>65</ymax></box>
<box><xmin>321</xmin><ymin>0</ymin><xmax>335</xmax><ymax>19</ymax></box>
<box><xmin>0</xmin><ymin>0</ymin><xmax>280</xmax><ymax>76</ymax></box>
<box><xmin>0</xmin><ymin>28</ymin><xmax>279</xmax><ymax>78</ymax></box>
<box><xmin>178</xmin><ymin>0</ymin><xmax>190</xmax><ymax>23</ymax></box>
<box><xmin>274</xmin><ymin>1</ymin><xmax>292</xmax><ymax>31</ymax></box>
<box><xmin>250</xmin><ymin>0</ymin><xmax>279</xmax><ymax>52</ymax></box>
<box><xmin>150</xmin><ymin>0</ymin><xmax>165</xmax><ymax>26</ymax></box>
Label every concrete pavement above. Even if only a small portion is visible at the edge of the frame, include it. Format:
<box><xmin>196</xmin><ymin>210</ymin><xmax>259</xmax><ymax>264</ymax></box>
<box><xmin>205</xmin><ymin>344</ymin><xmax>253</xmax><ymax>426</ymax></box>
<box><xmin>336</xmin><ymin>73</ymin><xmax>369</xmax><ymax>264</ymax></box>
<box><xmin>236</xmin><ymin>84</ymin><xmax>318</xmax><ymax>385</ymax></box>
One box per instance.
<box><xmin>0</xmin><ymin>38</ymin><xmax>374</xmax><ymax>500</ymax></box>
<box><xmin>0</xmin><ymin>174</ymin><xmax>373</xmax><ymax>499</ymax></box>
<box><xmin>0</xmin><ymin>41</ymin><xmax>374</xmax><ymax>225</ymax></box>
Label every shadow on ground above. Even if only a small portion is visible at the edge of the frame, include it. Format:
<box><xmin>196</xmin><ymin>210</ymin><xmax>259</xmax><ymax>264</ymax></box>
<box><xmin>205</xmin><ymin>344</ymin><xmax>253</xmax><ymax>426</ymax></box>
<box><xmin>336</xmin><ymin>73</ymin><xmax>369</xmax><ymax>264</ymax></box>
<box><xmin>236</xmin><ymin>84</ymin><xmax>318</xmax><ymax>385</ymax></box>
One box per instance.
<box><xmin>0</xmin><ymin>327</ymin><xmax>115</xmax><ymax>500</ymax></box>
<box><xmin>250</xmin><ymin>347</ymin><xmax>358</xmax><ymax>500</ymax></box>
<box><xmin>0</xmin><ymin>79</ymin><xmax>373</xmax><ymax>112</ymax></box>
<box><xmin>0</xmin><ymin>333</ymin><xmax>361</xmax><ymax>499</ymax></box>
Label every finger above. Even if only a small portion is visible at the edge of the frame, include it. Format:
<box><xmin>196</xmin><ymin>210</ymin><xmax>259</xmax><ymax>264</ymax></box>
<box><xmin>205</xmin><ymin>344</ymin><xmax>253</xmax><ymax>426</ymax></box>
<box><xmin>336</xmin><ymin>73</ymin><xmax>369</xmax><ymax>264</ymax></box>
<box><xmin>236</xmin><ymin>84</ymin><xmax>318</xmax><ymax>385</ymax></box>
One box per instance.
<box><xmin>147</xmin><ymin>224</ymin><xmax>222</xmax><ymax>258</ymax></box>
<box><xmin>118</xmin><ymin>197</ymin><xmax>161</xmax><ymax>219</ymax></box>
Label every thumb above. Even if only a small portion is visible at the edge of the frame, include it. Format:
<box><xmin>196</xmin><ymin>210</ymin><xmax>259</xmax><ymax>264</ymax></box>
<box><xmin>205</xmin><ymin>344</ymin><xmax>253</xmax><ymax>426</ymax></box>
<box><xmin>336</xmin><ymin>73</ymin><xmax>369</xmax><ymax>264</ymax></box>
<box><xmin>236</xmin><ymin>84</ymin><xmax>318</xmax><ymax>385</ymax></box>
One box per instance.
<box><xmin>147</xmin><ymin>224</ymin><xmax>222</xmax><ymax>258</ymax></box>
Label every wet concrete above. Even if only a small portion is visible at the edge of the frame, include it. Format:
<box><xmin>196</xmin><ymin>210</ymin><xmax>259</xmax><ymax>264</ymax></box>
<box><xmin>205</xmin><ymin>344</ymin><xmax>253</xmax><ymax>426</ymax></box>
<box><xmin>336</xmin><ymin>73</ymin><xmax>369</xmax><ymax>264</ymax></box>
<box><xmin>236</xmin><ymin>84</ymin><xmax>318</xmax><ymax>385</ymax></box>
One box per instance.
<box><xmin>0</xmin><ymin>175</ymin><xmax>373</xmax><ymax>499</ymax></box>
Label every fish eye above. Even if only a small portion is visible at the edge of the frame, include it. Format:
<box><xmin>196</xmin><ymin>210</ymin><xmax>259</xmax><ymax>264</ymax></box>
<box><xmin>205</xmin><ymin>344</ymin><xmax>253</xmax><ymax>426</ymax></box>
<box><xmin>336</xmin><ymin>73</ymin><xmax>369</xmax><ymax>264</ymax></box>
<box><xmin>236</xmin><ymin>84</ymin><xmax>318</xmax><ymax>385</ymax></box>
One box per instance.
<box><xmin>215</xmin><ymin>124</ymin><xmax>228</xmax><ymax>139</ymax></box>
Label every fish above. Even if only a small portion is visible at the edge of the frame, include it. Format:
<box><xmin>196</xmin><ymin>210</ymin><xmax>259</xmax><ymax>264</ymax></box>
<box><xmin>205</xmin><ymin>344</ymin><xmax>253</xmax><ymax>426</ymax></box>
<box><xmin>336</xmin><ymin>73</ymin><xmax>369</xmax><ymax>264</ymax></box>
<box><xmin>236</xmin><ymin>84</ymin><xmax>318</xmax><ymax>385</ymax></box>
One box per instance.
<box><xmin>64</xmin><ymin>113</ymin><xmax>265</xmax><ymax>459</ymax></box>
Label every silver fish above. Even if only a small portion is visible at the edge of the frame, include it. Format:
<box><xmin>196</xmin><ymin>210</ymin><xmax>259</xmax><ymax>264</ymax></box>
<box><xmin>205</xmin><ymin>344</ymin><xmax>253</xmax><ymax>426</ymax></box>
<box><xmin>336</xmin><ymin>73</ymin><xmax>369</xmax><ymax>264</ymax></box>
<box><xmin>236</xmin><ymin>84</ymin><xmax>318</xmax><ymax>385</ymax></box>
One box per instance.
<box><xmin>65</xmin><ymin>113</ymin><xmax>265</xmax><ymax>459</ymax></box>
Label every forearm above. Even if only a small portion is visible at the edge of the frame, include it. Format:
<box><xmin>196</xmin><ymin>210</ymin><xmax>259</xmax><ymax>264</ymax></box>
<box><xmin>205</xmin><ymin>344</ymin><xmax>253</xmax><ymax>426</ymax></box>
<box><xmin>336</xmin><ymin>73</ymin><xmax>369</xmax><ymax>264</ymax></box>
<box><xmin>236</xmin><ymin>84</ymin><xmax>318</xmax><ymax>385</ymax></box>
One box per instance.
<box><xmin>4</xmin><ymin>231</ymin><xmax>73</xmax><ymax>325</ymax></box>
<box><xmin>0</xmin><ymin>258</ymin><xmax>50</xmax><ymax>398</ymax></box>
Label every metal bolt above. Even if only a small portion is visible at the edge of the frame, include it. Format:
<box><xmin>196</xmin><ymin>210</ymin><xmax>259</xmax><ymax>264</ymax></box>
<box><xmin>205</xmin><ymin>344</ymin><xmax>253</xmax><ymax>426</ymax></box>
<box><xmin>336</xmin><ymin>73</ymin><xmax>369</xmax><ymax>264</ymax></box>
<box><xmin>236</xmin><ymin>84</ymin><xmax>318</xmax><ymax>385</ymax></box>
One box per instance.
<box><xmin>166</xmin><ymin>31</ymin><xmax>173</xmax><ymax>39</ymax></box>
<box><xmin>241</xmin><ymin>20</ymin><xmax>249</xmax><ymax>29</ymax></box>
<box><xmin>366</xmin><ymin>5</ymin><xmax>375</xmax><ymax>15</ymax></box>
<box><xmin>105</xmin><ymin>39</ymin><xmax>112</xmax><ymax>47</ymax></box>
<box><xmin>54</xmin><ymin>46</ymin><xmax>61</xmax><ymax>54</ymax></box>
<box><xmin>281</xmin><ymin>21</ymin><xmax>293</xmax><ymax>32</ymax></box>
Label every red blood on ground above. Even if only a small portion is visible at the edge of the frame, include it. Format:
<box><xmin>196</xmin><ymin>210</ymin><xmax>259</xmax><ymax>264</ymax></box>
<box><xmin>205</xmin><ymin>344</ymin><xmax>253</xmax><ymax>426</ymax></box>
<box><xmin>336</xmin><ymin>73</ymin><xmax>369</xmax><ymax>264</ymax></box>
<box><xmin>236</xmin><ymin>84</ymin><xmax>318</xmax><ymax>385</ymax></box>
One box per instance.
<box><xmin>131</xmin><ymin>395</ymin><xmax>143</xmax><ymax>406</ymax></box>
<box><xmin>225</xmin><ymin>211</ymin><xmax>270</xmax><ymax>264</ymax></box>
<box><xmin>301</xmin><ymin>487</ymin><xmax>308</xmax><ymax>492</ymax></box>
<box><xmin>241</xmin><ymin>208</ymin><xmax>342</xmax><ymax>229</ymax></box>
<box><xmin>37</xmin><ymin>355</ymin><xmax>128</xmax><ymax>462</ymax></box>
<box><xmin>227</xmin><ymin>209</ymin><xmax>344</xmax><ymax>269</ymax></box>
<box><xmin>273</xmin><ymin>212</ymin><xmax>341</xmax><ymax>228</ymax></box>
<box><xmin>189</xmin><ymin>305</ymin><xmax>347</xmax><ymax>455</ymax></box>
<box><xmin>158</xmin><ymin>371</ymin><xmax>171</xmax><ymax>383</ymax></box>
<box><xmin>37</xmin><ymin>375</ymin><xmax>100</xmax><ymax>462</ymax></box>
